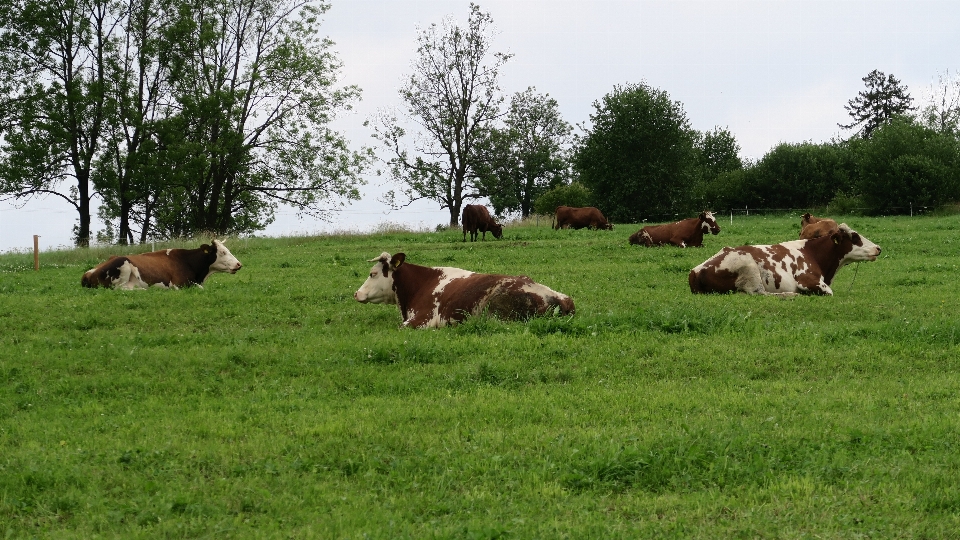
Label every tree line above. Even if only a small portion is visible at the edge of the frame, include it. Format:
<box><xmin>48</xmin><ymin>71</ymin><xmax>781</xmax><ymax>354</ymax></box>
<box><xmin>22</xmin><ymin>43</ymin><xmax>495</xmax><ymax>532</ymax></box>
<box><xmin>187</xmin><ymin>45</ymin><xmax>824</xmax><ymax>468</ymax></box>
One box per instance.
<box><xmin>3</xmin><ymin>2</ymin><xmax>959</xmax><ymax>247</ymax></box>
<box><xmin>0</xmin><ymin>0</ymin><xmax>368</xmax><ymax>246</ymax></box>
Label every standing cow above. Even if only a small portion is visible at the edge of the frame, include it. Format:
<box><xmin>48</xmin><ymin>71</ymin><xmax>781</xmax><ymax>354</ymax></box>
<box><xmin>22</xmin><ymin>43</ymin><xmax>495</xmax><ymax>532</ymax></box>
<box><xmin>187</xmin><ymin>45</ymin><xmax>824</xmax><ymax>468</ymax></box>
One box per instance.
<box><xmin>82</xmin><ymin>239</ymin><xmax>242</xmax><ymax>289</ymax></box>
<box><xmin>688</xmin><ymin>224</ymin><xmax>880</xmax><ymax>296</ymax></box>
<box><xmin>553</xmin><ymin>206</ymin><xmax>613</xmax><ymax>230</ymax></box>
<box><xmin>799</xmin><ymin>213</ymin><xmax>839</xmax><ymax>240</ymax></box>
<box><xmin>629</xmin><ymin>211</ymin><xmax>720</xmax><ymax>247</ymax></box>
<box><xmin>354</xmin><ymin>252</ymin><xmax>575</xmax><ymax>328</ymax></box>
<box><xmin>462</xmin><ymin>204</ymin><xmax>503</xmax><ymax>242</ymax></box>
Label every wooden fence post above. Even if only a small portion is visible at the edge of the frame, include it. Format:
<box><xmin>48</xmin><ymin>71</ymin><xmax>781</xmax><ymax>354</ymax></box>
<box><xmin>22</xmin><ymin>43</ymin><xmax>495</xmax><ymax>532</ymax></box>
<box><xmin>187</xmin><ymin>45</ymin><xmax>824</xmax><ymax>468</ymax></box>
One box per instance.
<box><xmin>33</xmin><ymin>235</ymin><xmax>40</xmax><ymax>271</ymax></box>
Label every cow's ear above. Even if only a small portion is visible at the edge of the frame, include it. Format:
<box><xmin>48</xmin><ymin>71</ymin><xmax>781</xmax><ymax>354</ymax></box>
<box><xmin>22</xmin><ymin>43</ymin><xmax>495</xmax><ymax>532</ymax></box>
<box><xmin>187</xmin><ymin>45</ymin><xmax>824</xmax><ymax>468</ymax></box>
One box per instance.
<box><xmin>391</xmin><ymin>253</ymin><xmax>405</xmax><ymax>269</ymax></box>
<box><xmin>832</xmin><ymin>234</ymin><xmax>840</xmax><ymax>245</ymax></box>
<box><xmin>201</xmin><ymin>244</ymin><xmax>211</xmax><ymax>253</ymax></box>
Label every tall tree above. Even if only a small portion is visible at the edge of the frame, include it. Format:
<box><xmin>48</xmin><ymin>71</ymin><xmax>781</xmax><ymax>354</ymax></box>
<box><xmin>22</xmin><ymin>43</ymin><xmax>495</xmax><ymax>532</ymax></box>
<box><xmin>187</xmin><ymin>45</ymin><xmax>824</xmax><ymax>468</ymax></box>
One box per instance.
<box><xmin>93</xmin><ymin>0</ymin><xmax>172</xmax><ymax>244</ymax></box>
<box><xmin>840</xmin><ymin>69</ymin><xmax>914</xmax><ymax>138</ymax></box>
<box><xmin>372</xmin><ymin>3</ymin><xmax>510</xmax><ymax>226</ymax></box>
<box><xmin>154</xmin><ymin>0</ymin><xmax>368</xmax><ymax>236</ymax></box>
<box><xmin>918</xmin><ymin>70</ymin><xmax>960</xmax><ymax>136</ymax></box>
<box><xmin>573</xmin><ymin>82</ymin><xmax>697</xmax><ymax>223</ymax></box>
<box><xmin>0</xmin><ymin>0</ymin><xmax>118</xmax><ymax>246</ymax></box>
<box><xmin>474</xmin><ymin>87</ymin><xmax>571</xmax><ymax>218</ymax></box>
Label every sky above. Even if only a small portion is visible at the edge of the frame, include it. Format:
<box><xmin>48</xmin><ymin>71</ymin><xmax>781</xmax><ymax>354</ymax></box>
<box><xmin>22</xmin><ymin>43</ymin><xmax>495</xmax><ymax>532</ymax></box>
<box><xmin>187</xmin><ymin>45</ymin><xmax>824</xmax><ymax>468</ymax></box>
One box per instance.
<box><xmin>2</xmin><ymin>0</ymin><xmax>959</xmax><ymax>252</ymax></box>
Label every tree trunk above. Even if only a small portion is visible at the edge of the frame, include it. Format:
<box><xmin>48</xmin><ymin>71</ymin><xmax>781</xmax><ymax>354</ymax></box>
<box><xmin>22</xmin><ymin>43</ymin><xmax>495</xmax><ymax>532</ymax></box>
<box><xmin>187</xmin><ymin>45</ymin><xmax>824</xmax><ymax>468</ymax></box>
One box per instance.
<box><xmin>76</xmin><ymin>172</ymin><xmax>91</xmax><ymax>247</ymax></box>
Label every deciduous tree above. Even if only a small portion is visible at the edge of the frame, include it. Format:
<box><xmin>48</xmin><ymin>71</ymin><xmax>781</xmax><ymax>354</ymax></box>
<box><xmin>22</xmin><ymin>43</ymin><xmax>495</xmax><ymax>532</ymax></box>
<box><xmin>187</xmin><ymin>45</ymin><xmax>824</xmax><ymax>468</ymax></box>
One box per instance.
<box><xmin>573</xmin><ymin>82</ymin><xmax>697</xmax><ymax>223</ymax></box>
<box><xmin>372</xmin><ymin>3</ymin><xmax>510</xmax><ymax>226</ymax></box>
<box><xmin>474</xmin><ymin>87</ymin><xmax>571</xmax><ymax>218</ymax></box>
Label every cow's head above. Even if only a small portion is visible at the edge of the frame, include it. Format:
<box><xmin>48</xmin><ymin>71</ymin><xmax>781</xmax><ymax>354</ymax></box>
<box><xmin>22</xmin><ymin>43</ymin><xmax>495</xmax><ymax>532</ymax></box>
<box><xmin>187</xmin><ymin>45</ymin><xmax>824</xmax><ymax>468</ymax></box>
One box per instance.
<box><xmin>354</xmin><ymin>252</ymin><xmax>403</xmax><ymax>304</ymax></box>
<box><xmin>834</xmin><ymin>224</ymin><xmax>881</xmax><ymax>266</ymax></box>
<box><xmin>700</xmin><ymin>211</ymin><xmax>720</xmax><ymax>235</ymax></box>
<box><xmin>491</xmin><ymin>223</ymin><xmax>503</xmax><ymax>239</ymax></box>
<box><xmin>801</xmin><ymin>212</ymin><xmax>816</xmax><ymax>227</ymax></box>
<box><xmin>601</xmin><ymin>220</ymin><xmax>613</xmax><ymax>230</ymax></box>
<box><xmin>207</xmin><ymin>239</ymin><xmax>242</xmax><ymax>274</ymax></box>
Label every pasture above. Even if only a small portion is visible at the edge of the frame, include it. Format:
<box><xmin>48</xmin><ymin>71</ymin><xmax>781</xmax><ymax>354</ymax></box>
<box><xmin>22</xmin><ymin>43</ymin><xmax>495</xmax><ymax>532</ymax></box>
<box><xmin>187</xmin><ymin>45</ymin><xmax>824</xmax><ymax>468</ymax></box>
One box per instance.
<box><xmin>2</xmin><ymin>213</ymin><xmax>960</xmax><ymax>538</ymax></box>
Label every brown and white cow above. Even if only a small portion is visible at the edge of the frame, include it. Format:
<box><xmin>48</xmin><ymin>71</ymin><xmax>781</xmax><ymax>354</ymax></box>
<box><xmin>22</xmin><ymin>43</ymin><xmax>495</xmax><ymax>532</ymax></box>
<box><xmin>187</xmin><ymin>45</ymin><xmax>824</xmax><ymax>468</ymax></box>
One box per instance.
<box><xmin>799</xmin><ymin>213</ymin><xmax>839</xmax><ymax>240</ymax></box>
<box><xmin>462</xmin><ymin>204</ymin><xmax>503</xmax><ymax>242</ymax></box>
<box><xmin>82</xmin><ymin>239</ymin><xmax>242</xmax><ymax>289</ymax></box>
<box><xmin>553</xmin><ymin>206</ymin><xmax>613</xmax><ymax>230</ymax></box>
<box><xmin>354</xmin><ymin>252</ymin><xmax>575</xmax><ymax>328</ymax></box>
<box><xmin>688</xmin><ymin>224</ymin><xmax>880</xmax><ymax>296</ymax></box>
<box><xmin>629</xmin><ymin>211</ymin><xmax>720</xmax><ymax>247</ymax></box>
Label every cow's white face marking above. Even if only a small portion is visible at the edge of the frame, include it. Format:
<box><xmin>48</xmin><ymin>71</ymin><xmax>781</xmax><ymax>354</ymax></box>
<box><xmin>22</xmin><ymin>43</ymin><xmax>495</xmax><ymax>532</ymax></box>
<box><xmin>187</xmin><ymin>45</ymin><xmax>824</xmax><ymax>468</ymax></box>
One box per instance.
<box><xmin>355</xmin><ymin>252</ymin><xmax>398</xmax><ymax>305</ymax></box>
<box><xmin>208</xmin><ymin>239</ymin><xmax>243</xmax><ymax>275</ymax></box>
<box><xmin>837</xmin><ymin>224</ymin><xmax>881</xmax><ymax>266</ymax></box>
<box><xmin>701</xmin><ymin>211</ymin><xmax>720</xmax><ymax>234</ymax></box>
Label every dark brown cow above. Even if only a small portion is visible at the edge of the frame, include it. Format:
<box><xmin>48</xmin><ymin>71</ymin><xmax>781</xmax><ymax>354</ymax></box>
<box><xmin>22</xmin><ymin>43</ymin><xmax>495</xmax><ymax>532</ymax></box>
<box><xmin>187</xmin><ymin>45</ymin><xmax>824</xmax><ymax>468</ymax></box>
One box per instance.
<box><xmin>553</xmin><ymin>206</ymin><xmax>613</xmax><ymax>230</ymax></box>
<box><xmin>688</xmin><ymin>224</ymin><xmax>880</xmax><ymax>296</ymax></box>
<box><xmin>81</xmin><ymin>239</ymin><xmax>242</xmax><ymax>289</ymax></box>
<box><xmin>799</xmin><ymin>213</ymin><xmax>839</xmax><ymax>240</ymax></box>
<box><xmin>354</xmin><ymin>252</ymin><xmax>575</xmax><ymax>328</ymax></box>
<box><xmin>462</xmin><ymin>204</ymin><xmax>503</xmax><ymax>242</ymax></box>
<box><xmin>629</xmin><ymin>211</ymin><xmax>720</xmax><ymax>247</ymax></box>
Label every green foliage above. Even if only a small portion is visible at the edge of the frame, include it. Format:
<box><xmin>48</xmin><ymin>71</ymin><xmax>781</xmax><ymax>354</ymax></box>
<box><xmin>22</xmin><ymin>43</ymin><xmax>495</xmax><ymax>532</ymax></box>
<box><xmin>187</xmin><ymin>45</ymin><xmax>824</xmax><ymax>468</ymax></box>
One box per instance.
<box><xmin>857</xmin><ymin>117</ymin><xmax>960</xmax><ymax>213</ymax></box>
<box><xmin>3</xmin><ymin>216</ymin><xmax>960</xmax><ymax>536</ymax></box>
<box><xmin>1</xmin><ymin>0</ymin><xmax>368</xmax><ymax>244</ymax></box>
<box><xmin>372</xmin><ymin>4</ymin><xmax>511</xmax><ymax>227</ymax></box>
<box><xmin>841</xmin><ymin>69</ymin><xmax>915</xmax><ymax>138</ymax></box>
<box><xmin>474</xmin><ymin>87</ymin><xmax>572</xmax><ymax>217</ymax></box>
<box><xmin>532</xmin><ymin>182</ymin><xmax>592</xmax><ymax>215</ymax></box>
<box><xmin>574</xmin><ymin>82</ymin><xmax>698</xmax><ymax>222</ymax></box>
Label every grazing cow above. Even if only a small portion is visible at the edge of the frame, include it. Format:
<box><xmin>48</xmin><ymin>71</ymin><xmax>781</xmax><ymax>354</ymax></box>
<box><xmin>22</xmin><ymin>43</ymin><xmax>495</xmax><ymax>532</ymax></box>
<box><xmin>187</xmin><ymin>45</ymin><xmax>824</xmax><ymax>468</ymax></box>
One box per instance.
<box><xmin>82</xmin><ymin>239</ymin><xmax>242</xmax><ymax>289</ymax></box>
<box><xmin>799</xmin><ymin>213</ymin><xmax>839</xmax><ymax>240</ymax></box>
<box><xmin>553</xmin><ymin>206</ymin><xmax>613</xmax><ymax>230</ymax></box>
<box><xmin>462</xmin><ymin>204</ymin><xmax>503</xmax><ymax>242</ymax></box>
<box><xmin>629</xmin><ymin>211</ymin><xmax>721</xmax><ymax>247</ymax></box>
<box><xmin>354</xmin><ymin>252</ymin><xmax>575</xmax><ymax>328</ymax></box>
<box><xmin>688</xmin><ymin>224</ymin><xmax>880</xmax><ymax>296</ymax></box>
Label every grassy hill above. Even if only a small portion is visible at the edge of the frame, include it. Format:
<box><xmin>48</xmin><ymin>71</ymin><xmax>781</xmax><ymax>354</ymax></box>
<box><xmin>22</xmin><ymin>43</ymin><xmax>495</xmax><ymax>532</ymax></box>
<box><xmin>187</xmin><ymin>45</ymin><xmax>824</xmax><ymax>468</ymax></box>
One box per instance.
<box><xmin>2</xmin><ymin>213</ymin><xmax>959</xmax><ymax>538</ymax></box>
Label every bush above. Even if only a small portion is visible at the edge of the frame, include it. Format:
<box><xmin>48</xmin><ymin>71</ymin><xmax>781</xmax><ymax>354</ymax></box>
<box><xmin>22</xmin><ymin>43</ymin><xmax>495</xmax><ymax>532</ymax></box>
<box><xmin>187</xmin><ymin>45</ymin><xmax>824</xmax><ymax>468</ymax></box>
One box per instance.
<box><xmin>533</xmin><ymin>182</ymin><xmax>593</xmax><ymax>215</ymax></box>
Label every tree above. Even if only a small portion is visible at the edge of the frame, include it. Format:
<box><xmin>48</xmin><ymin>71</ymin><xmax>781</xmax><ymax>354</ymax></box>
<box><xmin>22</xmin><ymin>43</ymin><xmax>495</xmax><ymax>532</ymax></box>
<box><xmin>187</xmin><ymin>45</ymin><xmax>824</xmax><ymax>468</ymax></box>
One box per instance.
<box><xmin>692</xmin><ymin>126</ymin><xmax>742</xmax><ymax>209</ymax></box>
<box><xmin>93</xmin><ymin>0</ymin><xmax>174</xmax><ymax>244</ymax></box>
<box><xmin>857</xmin><ymin>117</ymin><xmax>960</xmax><ymax>213</ymax></box>
<box><xmin>372</xmin><ymin>3</ymin><xmax>511</xmax><ymax>226</ymax></box>
<box><xmin>573</xmin><ymin>82</ymin><xmax>698</xmax><ymax>223</ymax></box>
<box><xmin>474</xmin><ymin>87</ymin><xmax>572</xmax><ymax>218</ymax></box>
<box><xmin>532</xmin><ymin>181</ymin><xmax>591</xmax><ymax>216</ymax></box>
<box><xmin>148</xmin><ymin>0</ymin><xmax>368</xmax><ymax>236</ymax></box>
<box><xmin>840</xmin><ymin>69</ymin><xmax>914</xmax><ymax>138</ymax></box>
<box><xmin>918</xmin><ymin>70</ymin><xmax>960</xmax><ymax>136</ymax></box>
<box><xmin>0</xmin><ymin>0</ymin><xmax>118</xmax><ymax>247</ymax></box>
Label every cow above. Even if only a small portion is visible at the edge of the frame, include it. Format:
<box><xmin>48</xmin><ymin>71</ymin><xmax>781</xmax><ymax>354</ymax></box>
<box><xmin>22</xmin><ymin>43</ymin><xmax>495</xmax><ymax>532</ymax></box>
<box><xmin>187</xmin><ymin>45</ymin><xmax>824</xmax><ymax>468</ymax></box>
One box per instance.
<box><xmin>553</xmin><ymin>206</ymin><xmax>613</xmax><ymax>230</ymax></box>
<box><xmin>688</xmin><ymin>223</ymin><xmax>880</xmax><ymax>297</ymax></box>
<box><xmin>354</xmin><ymin>252</ymin><xmax>575</xmax><ymax>328</ymax></box>
<box><xmin>799</xmin><ymin>213</ymin><xmax>839</xmax><ymax>240</ymax></box>
<box><xmin>462</xmin><ymin>204</ymin><xmax>503</xmax><ymax>242</ymax></box>
<box><xmin>629</xmin><ymin>211</ymin><xmax>720</xmax><ymax>247</ymax></box>
<box><xmin>82</xmin><ymin>239</ymin><xmax>242</xmax><ymax>289</ymax></box>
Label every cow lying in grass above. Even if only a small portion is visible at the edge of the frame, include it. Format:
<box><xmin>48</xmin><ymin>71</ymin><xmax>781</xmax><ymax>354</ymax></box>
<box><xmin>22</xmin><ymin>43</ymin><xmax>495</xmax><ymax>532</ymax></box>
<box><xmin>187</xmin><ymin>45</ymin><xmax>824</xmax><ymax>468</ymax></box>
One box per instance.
<box><xmin>354</xmin><ymin>252</ymin><xmax>575</xmax><ymax>328</ymax></box>
<box><xmin>629</xmin><ymin>211</ymin><xmax>720</xmax><ymax>247</ymax></box>
<box><xmin>82</xmin><ymin>239</ymin><xmax>242</xmax><ymax>289</ymax></box>
<box><xmin>689</xmin><ymin>224</ymin><xmax>880</xmax><ymax>296</ymax></box>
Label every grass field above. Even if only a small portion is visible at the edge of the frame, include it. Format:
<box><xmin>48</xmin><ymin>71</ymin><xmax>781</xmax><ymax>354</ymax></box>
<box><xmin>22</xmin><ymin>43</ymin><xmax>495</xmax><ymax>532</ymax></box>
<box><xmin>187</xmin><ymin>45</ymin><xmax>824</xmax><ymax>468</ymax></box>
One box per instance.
<box><xmin>2</xmin><ymin>213</ymin><xmax>960</xmax><ymax>538</ymax></box>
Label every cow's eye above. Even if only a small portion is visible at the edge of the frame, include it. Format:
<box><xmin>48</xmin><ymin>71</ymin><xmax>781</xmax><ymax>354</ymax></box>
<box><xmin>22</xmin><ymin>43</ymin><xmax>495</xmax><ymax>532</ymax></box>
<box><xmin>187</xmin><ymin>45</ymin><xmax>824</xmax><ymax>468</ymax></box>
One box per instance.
<box><xmin>370</xmin><ymin>272</ymin><xmax>376</xmax><ymax>278</ymax></box>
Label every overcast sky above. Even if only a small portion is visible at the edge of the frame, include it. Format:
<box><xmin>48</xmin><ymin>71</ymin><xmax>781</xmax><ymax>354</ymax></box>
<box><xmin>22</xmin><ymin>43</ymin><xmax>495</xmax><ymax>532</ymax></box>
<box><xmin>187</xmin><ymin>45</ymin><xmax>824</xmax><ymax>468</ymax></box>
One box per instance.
<box><xmin>3</xmin><ymin>0</ymin><xmax>958</xmax><ymax>252</ymax></box>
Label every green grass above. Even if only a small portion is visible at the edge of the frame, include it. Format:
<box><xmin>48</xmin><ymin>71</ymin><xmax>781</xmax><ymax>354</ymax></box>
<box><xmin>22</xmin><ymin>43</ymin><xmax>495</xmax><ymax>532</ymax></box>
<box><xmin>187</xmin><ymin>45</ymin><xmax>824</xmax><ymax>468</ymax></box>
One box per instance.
<box><xmin>2</xmin><ymin>214</ymin><xmax>960</xmax><ymax>538</ymax></box>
